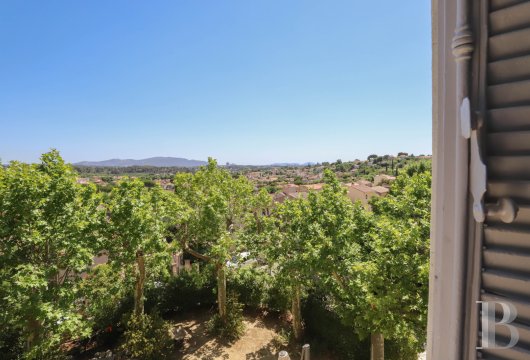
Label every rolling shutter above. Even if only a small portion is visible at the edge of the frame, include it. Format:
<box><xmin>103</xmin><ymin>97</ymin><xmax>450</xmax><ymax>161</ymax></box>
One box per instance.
<box><xmin>477</xmin><ymin>0</ymin><xmax>530</xmax><ymax>358</ymax></box>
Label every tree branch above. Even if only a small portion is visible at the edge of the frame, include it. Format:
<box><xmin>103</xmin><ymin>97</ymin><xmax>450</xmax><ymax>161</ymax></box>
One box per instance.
<box><xmin>183</xmin><ymin>246</ymin><xmax>211</xmax><ymax>262</ymax></box>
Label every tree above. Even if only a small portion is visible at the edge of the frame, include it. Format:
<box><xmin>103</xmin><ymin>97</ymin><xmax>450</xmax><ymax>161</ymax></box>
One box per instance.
<box><xmin>103</xmin><ymin>178</ymin><xmax>183</xmax><ymax>316</ymax></box>
<box><xmin>173</xmin><ymin>158</ymin><xmax>254</xmax><ymax>325</ymax></box>
<box><xmin>0</xmin><ymin>150</ymin><xmax>102</xmax><ymax>357</ymax></box>
<box><xmin>265</xmin><ymin>197</ymin><xmax>313</xmax><ymax>339</ymax></box>
<box><xmin>265</xmin><ymin>170</ymin><xmax>368</xmax><ymax>340</ymax></box>
<box><xmin>327</xmin><ymin>166</ymin><xmax>431</xmax><ymax>359</ymax></box>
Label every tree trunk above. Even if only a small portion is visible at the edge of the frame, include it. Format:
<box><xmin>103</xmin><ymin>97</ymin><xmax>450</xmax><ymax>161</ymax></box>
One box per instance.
<box><xmin>26</xmin><ymin>318</ymin><xmax>41</xmax><ymax>350</ymax></box>
<box><xmin>217</xmin><ymin>264</ymin><xmax>227</xmax><ymax>321</ymax></box>
<box><xmin>134</xmin><ymin>250</ymin><xmax>146</xmax><ymax>316</ymax></box>
<box><xmin>291</xmin><ymin>284</ymin><xmax>302</xmax><ymax>340</ymax></box>
<box><xmin>370</xmin><ymin>332</ymin><xmax>384</xmax><ymax>360</ymax></box>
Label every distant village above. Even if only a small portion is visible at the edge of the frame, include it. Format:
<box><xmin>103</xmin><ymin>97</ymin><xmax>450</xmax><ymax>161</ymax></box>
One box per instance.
<box><xmin>272</xmin><ymin>174</ymin><xmax>395</xmax><ymax>207</ymax></box>
<box><xmin>76</xmin><ymin>153</ymin><xmax>432</xmax><ymax>207</ymax></box>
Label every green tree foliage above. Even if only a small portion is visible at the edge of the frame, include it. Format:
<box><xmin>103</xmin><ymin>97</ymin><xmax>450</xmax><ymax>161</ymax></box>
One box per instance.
<box><xmin>0</xmin><ymin>150</ymin><xmax>102</xmax><ymax>357</ymax></box>
<box><xmin>265</xmin><ymin>170</ymin><xmax>372</xmax><ymax>340</ymax></box>
<box><xmin>103</xmin><ymin>178</ymin><xmax>184</xmax><ymax>316</ymax></box>
<box><xmin>265</xmin><ymin>196</ymin><xmax>313</xmax><ymax>339</ymax></box>
<box><xmin>327</xmin><ymin>165</ymin><xmax>431</xmax><ymax>358</ymax></box>
<box><xmin>173</xmin><ymin>158</ymin><xmax>254</xmax><ymax>331</ymax></box>
<box><xmin>1</xmin><ymin>151</ymin><xmax>431</xmax><ymax>359</ymax></box>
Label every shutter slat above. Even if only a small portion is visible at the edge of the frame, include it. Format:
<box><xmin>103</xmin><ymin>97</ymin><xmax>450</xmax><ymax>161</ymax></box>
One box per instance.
<box><xmin>487</xmin><ymin>131</ymin><xmax>530</xmax><ymax>155</ymax></box>
<box><xmin>485</xmin><ymin>226</ymin><xmax>530</xmax><ymax>251</ymax></box>
<box><xmin>488</xmin><ymin>55</ymin><xmax>530</xmax><ymax>85</ymax></box>
<box><xmin>488</xmin><ymin>156</ymin><xmax>530</xmax><ymax>179</ymax></box>
<box><xmin>488</xmin><ymin>106</ymin><xmax>530</xmax><ymax>132</ymax></box>
<box><xmin>490</xmin><ymin>1</ymin><xmax>530</xmax><ymax>35</ymax></box>
<box><xmin>482</xmin><ymin>270</ymin><xmax>530</xmax><ymax>299</ymax></box>
<box><xmin>490</xmin><ymin>0</ymin><xmax>527</xmax><ymax>12</ymax></box>
<box><xmin>484</xmin><ymin>249</ymin><xmax>530</xmax><ymax>274</ymax></box>
<box><xmin>481</xmin><ymin>344</ymin><xmax>530</xmax><ymax>360</ymax></box>
<box><xmin>488</xmin><ymin>80</ymin><xmax>530</xmax><ymax>108</ymax></box>
<box><xmin>482</xmin><ymin>292</ymin><xmax>530</xmax><ymax>325</ymax></box>
<box><xmin>488</xmin><ymin>181</ymin><xmax>530</xmax><ymax>203</ymax></box>
<box><xmin>477</xmin><ymin>2</ymin><xmax>530</xmax><ymax>357</ymax></box>
<box><xmin>489</xmin><ymin>27</ymin><xmax>530</xmax><ymax>61</ymax></box>
<box><xmin>494</xmin><ymin>322</ymin><xmax>530</xmax><ymax>348</ymax></box>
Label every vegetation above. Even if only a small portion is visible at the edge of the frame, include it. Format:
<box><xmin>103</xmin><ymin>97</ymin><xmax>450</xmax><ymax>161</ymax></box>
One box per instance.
<box><xmin>206</xmin><ymin>292</ymin><xmax>245</xmax><ymax>342</ymax></box>
<box><xmin>1</xmin><ymin>150</ymin><xmax>431</xmax><ymax>360</ymax></box>
<box><xmin>103</xmin><ymin>179</ymin><xmax>183</xmax><ymax>316</ymax></box>
<box><xmin>172</xmin><ymin>158</ymin><xmax>254</xmax><ymax>330</ymax></box>
<box><xmin>120</xmin><ymin>313</ymin><xmax>173</xmax><ymax>360</ymax></box>
<box><xmin>0</xmin><ymin>151</ymin><xmax>101</xmax><ymax>358</ymax></box>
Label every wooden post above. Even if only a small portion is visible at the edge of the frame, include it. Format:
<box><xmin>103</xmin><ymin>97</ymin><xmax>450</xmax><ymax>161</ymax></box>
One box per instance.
<box><xmin>278</xmin><ymin>350</ymin><xmax>291</xmax><ymax>360</ymax></box>
<box><xmin>301</xmin><ymin>344</ymin><xmax>310</xmax><ymax>360</ymax></box>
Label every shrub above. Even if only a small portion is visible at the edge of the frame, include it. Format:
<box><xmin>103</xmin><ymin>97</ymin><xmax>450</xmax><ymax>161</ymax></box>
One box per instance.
<box><xmin>228</xmin><ymin>267</ymin><xmax>268</xmax><ymax>308</ymax></box>
<box><xmin>120</xmin><ymin>313</ymin><xmax>173</xmax><ymax>360</ymax></box>
<box><xmin>207</xmin><ymin>293</ymin><xmax>245</xmax><ymax>342</ymax></box>
<box><xmin>146</xmin><ymin>266</ymin><xmax>216</xmax><ymax>314</ymax></box>
<box><xmin>0</xmin><ymin>324</ymin><xmax>24</xmax><ymax>360</ymax></box>
<box><xmin>228</xmin><ymin>267</ymin><xmax>289</xmax><ymax>312</ymax></box>
<box><xmin>265</xmin><ymin>274</ymin><xmax>290</xmax><ymax>312</ymax></box>
<box><xmin>303</xmin><ymin>293</ymin><xmax>369</xmax><ymax>360</ymax></box>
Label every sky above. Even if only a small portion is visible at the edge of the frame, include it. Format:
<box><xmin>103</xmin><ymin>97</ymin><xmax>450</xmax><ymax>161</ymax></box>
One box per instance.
<box><xmin>0</xmin><ymin>1</ymin><xmax>432</xmax><ymax>165</ymax></box>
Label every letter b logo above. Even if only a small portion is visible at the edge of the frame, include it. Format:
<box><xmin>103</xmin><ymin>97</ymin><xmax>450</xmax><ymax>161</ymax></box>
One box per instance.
<box><xmin>477</xmin><ymin>301</ymin><xmax>519</xmax><ymax>349</ymax></box>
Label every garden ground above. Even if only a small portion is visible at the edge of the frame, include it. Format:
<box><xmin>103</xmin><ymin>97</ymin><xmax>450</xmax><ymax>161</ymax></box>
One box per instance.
<box><xmin>172</xmin><ymin>309</ymin><xmax>335</xmax><ymax>360</ymax></box>
<box><xmin>76</xmin><ymin>309</ymin><xmax>336</xmax><ymax>360</ymax></box>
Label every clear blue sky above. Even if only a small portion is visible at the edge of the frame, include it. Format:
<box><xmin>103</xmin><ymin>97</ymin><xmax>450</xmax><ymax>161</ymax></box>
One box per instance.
<box><xmin>0</xmin><ymin>1</ymin><xmax>431</xmax><ymax>165</ymax></box>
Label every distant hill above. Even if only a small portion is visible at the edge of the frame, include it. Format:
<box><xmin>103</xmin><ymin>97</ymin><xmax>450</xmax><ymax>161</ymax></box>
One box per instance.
<box><xmin>74</xmin><ymin>157</ymin><xmax>207</xmax><ymax>167</ymax></box>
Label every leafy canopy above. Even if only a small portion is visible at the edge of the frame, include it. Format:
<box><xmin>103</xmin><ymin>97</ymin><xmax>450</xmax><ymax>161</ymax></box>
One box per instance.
<box><xmin>0</xmin><ymin>150</ymin><xmax>102</xmax><ymax>357</ymax></box>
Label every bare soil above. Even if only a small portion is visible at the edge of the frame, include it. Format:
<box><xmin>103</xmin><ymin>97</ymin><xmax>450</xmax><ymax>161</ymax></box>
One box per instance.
<box><xmin>172</xmin><ymin>310</ymin><xmax>295</xmax><ymax>360</ymax></box>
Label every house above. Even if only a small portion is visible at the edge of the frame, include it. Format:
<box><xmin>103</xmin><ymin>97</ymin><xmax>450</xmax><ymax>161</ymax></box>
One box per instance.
<box><xmin>303</xmin><ymin>183</ymin><xmax>325</xmax><ymax>191</ymax></box>
<box><xmin>371</xmin><ymin>185</ymin><xmax>389</xmax><ymax>196</ymax></box>
<box><xmin>347</xmin><ymin>183</ymin><xmax>375</xmax><ymax>206</ymax></box>
<box><xmin>281</xmin><ymin>184</ymin><xmax>304</xmax><ymax>194</ymax></box>
<box><xmin>346</xmin><ymin>183</ymin><xmax>389</xmax><ymax>207</ymax></box>
<box><xmin>286</xmin><ymin>191</ymin><xmax>308</xmax><ymax>200</ymax></box>
<box><xmin>357</xmin><ymin>179</ymin><xmax>372</xmax><ymax>187</ymax></box>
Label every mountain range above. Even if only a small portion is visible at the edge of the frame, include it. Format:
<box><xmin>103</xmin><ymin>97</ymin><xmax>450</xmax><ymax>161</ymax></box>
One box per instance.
<box><xmin>73</xmin><ymin>157</ymin><xmax>318</xmax><ymax>168</ymax></box>
<box><xmin>74</xmin><ymin>157</ymin><xmax>207</xmax><ymax>167</ymax></box>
